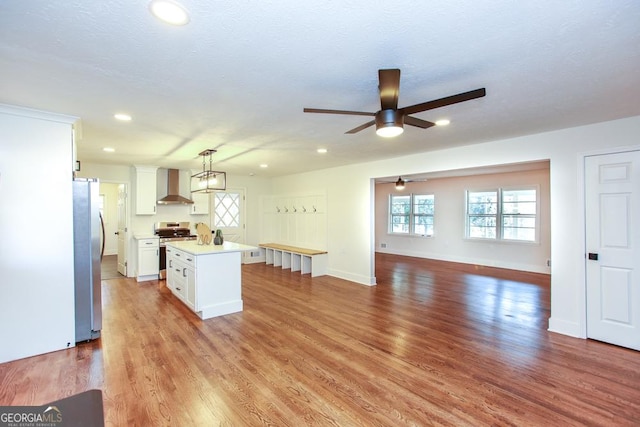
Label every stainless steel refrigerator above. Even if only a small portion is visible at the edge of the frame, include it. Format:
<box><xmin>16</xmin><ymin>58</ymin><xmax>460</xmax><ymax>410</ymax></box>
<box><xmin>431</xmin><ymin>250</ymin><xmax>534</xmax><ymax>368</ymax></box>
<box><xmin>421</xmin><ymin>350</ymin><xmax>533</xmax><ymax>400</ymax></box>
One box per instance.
<box><xmin>73</xmin><ymin>178</ymin><xmax>103</xmax><ymax>342</ymax></box>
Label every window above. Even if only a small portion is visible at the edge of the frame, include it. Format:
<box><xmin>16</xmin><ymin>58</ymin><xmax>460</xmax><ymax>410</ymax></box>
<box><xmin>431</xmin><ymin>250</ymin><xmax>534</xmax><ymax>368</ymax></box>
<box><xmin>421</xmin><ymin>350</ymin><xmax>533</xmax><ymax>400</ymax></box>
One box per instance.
<box><xmin>466</xmin><ymin>187</ymin><xmax>537</xmax><ymax>242</ymax></box>
<box><xmin>389</xmin><ymin>194</ymin><xmax>434</xmax><ymax>236</ymax></box>
<box><xmin>214</xmin><ymin>192</ymin><xmax>240</xmax><ymax>227</ymax></box>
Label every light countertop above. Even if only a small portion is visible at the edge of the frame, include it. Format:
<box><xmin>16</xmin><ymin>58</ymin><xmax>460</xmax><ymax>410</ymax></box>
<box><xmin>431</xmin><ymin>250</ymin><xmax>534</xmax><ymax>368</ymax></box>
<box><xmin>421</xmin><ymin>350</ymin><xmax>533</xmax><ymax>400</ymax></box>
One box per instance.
<box><xmin>166</xmin><ymin>240</ymin><xmax>257</xmax><ymax>256</ymax></box>
<box><xmin>134</xmin><ymin>234</ymin><xmax>158</xmax><ymax>240</ymax></box>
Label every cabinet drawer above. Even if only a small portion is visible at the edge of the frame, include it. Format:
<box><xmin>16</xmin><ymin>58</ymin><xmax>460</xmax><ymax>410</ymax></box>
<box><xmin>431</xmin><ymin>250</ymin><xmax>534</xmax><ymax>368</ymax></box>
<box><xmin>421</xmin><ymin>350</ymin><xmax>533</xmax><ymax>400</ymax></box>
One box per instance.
<box><xmin>172</xmin><ymin>265</ymin><xmax>187</xmax><ymax>299</ymax></box>
<box><xmin>172</xmin><ymin>249</ymin><xmax>186</xmax><ymax>261</ymax></box>
<box><xmin>138</xmin><ymin>238</ymin><xmax>159</xmax><ymax>248</ymax></box>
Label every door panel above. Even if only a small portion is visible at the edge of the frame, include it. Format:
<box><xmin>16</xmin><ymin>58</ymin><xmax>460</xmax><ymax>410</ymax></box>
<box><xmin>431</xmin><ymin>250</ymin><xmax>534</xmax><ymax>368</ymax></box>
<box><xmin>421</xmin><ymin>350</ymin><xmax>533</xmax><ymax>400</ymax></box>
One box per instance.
<box><xmin>117</xmin><ymin>183</ymin><xmax>127</xmax><ymax>276</ymax></box>
<box><xmin>585</xmin><ymin>151</ymin><xmax>640</xmax><ymax>350</ymax></box>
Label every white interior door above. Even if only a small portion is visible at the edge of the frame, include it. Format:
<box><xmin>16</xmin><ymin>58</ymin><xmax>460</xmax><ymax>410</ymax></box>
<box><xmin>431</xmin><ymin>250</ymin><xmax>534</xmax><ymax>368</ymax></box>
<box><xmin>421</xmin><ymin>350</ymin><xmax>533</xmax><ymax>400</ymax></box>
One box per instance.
<box><xmin>116</xmin><ymin>183</ymin><xmax>128</xmax><ymax>276</ymax></box>
<box><xmin>585</xmin><ymin>150</ymin><xmax>640</xmax><ymax>350</ymax></box>
<box><xmin>211</xmin><ymin>189</ymin><xmax>245</xmax><ymax>244</ymax></box>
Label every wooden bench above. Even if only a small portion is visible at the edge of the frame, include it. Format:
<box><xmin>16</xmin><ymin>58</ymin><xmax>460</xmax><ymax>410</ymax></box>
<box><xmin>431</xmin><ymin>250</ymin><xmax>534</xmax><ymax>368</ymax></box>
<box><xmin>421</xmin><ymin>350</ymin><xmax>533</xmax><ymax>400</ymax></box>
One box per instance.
<box><xmin>259</xmin><ymin>243</ymin><xmax>328</xmax><ymax>277</ymax></box>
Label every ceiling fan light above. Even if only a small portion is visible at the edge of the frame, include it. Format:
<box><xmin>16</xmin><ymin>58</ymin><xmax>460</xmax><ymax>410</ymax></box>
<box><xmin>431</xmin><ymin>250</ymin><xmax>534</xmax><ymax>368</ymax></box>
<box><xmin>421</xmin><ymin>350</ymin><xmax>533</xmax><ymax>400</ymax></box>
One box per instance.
<box><xmin>395</xmin><ymin>177</ymin><xmax>405</xmax><ymax>190</ymax></box>
<box><xmin>375</xmin><ymin>109</ymin><xmax>404</xmax><ymax>138</ymax></box>
<box><xmin>376</xmin><ymin>125</ymin><xmax>404</xmax><ymax>138</ymax></box>
<box><xmin>149</xmin><ymin>0</ymin><xmax>190</xmax><ymax>26</ymax></box>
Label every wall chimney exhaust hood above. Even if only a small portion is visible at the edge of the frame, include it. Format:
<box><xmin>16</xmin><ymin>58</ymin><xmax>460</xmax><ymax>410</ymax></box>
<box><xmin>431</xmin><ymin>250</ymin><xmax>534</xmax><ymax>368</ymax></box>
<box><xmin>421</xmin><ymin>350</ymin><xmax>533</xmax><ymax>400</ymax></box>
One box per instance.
<box><xmin>157</xmin><ymin>169</ymin><xmax>194</xmax><ymax>205</ymax></box>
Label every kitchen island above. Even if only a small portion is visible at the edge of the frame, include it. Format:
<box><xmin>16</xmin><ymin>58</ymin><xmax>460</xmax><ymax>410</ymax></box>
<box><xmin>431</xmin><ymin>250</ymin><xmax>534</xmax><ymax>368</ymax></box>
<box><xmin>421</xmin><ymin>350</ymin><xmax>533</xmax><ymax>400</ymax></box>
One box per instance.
<box><xmin>165</xmin><ymin>241</ymin><xmax>257</xmax><ymax>319</ymax></box>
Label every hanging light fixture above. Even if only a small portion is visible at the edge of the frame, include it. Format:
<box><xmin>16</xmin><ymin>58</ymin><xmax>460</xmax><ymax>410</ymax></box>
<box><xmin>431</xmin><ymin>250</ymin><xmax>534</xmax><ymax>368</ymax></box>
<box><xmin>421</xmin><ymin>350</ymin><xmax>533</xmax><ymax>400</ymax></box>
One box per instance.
<box><xmin>191</xmin><ymin>149</ymin><xmax>226</xmax><ymax>193</ymax></box>
<box><xmin>395</xmin><ymin>176</ymin><xmax>406</xmax><ymax>190</ymax></box>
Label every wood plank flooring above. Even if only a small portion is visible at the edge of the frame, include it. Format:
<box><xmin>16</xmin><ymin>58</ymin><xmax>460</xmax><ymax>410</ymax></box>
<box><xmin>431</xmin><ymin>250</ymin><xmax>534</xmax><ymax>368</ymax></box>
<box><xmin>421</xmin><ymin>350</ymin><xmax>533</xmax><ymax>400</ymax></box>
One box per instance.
<box><xmin>1</xmin><ymin>253</ymin><xmax>639</xmax><ymax>426</ymax></box>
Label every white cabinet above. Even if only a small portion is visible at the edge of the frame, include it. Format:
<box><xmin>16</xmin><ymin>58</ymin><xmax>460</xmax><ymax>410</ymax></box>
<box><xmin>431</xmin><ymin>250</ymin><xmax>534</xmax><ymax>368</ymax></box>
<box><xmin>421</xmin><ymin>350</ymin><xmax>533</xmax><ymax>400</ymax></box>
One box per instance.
<box><xmin>136</xmin><ymin>237</ymin><xmax>159</xmax><ymax>282</ymax></box>
<box><xmin>135</xmin><ymin>166</ymin><xmax>158</xmax><ymax>215</ymax></box>
<box><xmin>166</xmin><ymin>243</ymin><xmax>246</xmax><ymax>319</ymax></box>
<box><xmin>167</xmin><ymin>248</ymin><xmax>196</xmax><ymax>309</ymax></box>
<box><xmin>190</xmin><ymin>192</ymin><xmax>209</xmax><ymax>215</ymax></box>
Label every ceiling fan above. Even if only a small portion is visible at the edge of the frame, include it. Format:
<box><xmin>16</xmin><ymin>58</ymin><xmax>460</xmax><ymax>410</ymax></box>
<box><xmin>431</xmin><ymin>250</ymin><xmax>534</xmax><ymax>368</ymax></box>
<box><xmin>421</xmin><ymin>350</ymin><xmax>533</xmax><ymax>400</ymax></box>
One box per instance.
<box><xmin>304</xmin><ymin>69</ymin><xmax>486</xmax><ymax>137</ymax></box>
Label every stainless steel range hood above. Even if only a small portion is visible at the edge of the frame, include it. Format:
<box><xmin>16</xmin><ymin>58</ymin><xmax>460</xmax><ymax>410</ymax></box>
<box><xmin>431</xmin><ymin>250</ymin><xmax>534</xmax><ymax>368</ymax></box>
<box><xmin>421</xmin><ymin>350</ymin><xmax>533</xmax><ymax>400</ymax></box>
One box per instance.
<box><xmin>157</xmin><ymin>169</ymin><xmax>194</xmax><ymax>205</ymax></box>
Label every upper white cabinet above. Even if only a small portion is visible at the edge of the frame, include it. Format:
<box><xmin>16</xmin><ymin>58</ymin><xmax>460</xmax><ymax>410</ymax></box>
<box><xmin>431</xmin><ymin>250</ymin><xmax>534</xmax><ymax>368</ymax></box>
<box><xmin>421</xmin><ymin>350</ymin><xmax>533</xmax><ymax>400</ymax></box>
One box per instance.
<box><xmin>191</xmin><ymin>192</ymin><xmax>209</xmax><ymax>215</ymax></box>
<box><xmin>135</xmin><ymin>166</ymin><xmax>158</xmax><ymax>215</ymax></box>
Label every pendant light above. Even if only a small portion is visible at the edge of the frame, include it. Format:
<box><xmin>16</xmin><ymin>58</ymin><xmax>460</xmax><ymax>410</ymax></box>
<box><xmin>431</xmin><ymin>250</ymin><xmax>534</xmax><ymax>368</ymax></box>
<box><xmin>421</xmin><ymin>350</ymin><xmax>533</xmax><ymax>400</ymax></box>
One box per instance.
<box><xmin>395</xmin><ymin>177</ymin><xmax>405</xmax><ymax>190</ymax></box>
<box><xmin>191</xmin><ymin>149</ymin><xmax>226</xmax><ymax>193</ymax></box>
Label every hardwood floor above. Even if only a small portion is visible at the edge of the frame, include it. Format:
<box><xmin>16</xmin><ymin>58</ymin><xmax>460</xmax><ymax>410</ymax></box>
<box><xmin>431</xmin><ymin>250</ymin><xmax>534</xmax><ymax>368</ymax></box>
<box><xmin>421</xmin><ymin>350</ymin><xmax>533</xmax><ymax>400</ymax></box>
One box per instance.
<box><xmin>1</xmin><ymin>253</ymin><xmax>639</xmax><ymax>426</ymax></box>
<box><xmin>101</xmin><ymin>254</ymin><xmax>122</xmax><ymax>280</ymax></box>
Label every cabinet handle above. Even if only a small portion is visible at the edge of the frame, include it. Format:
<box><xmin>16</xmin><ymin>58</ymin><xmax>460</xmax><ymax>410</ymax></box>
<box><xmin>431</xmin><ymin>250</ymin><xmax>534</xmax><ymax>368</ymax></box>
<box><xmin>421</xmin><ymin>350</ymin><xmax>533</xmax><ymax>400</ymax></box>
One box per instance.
<box><xmin>145</xmin><ymin>242</ymin><xmax>153</xmax><ymax>245</ymax></box>
<box><xmin>169</xmin><ymin>260</ymin><xmax>173</xmax><ymax>268</ymax></box>
<box><xmin>187</xmin><ymin>258</ymin><xmax>193</xmax><ymax>262</ymax></box>
<box><xmin>176</xmin><ymin>253</ymin><xmax>181</xmax><ymax>257</ymax></box>
<box><xmin>182</xmin><ymin>268</ymin><xmax>187</xmax><ymax>277</ymax></box>
<box><xmin>176</xmin><ymin>287</ymin><xmax>181</xmax><ymax>291</ymax></box>
<box><xmin>156</xmin><ymin>249</ymin><xmax>158</xmax><ymax>256</ymax></box>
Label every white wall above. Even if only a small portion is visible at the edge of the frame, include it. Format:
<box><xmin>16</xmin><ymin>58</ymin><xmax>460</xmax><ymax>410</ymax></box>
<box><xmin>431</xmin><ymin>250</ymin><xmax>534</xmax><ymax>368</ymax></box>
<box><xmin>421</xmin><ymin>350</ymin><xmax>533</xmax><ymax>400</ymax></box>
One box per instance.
<box><xmin>271</xmin><ymin>115</ymin><xmax>640</xmax><ymax>339</ymax></box>
<box><xmin>0</xmin><ymin>105</ymin><xmax>77</xmax><ymax>363</ymax></box>
<box><xmin>374</xmin><ymin>167</ymin><xmax>551</xmax><ymax>273</ymax></box>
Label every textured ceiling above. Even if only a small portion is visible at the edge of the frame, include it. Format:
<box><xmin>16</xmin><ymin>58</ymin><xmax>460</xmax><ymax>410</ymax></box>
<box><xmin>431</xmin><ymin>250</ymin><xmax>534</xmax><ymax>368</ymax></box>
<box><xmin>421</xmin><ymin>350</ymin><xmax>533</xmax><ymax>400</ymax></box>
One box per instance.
<box><xmin>1</xmin><ymin>1</ymin><xmax>639</xmax><ymax>178</ymax></box>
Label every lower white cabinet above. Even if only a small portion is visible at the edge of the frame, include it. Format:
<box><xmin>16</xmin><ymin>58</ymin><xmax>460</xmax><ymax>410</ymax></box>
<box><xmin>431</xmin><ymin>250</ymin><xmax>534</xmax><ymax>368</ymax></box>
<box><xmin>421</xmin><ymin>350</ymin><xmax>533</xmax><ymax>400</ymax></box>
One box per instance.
<box><xmin>135</xmin><ymin>237</ymin><xmax>159</xmax><ymax>282</ymax></box>
<box><xmin>166</xmin><ymin>248</ymin><xmax>196</xmax><ymax>310</ymax></box>
<box><xmin>165</xmin><ymin>242</ymin><xmax>249</xmax><ymax>319</ymax></box>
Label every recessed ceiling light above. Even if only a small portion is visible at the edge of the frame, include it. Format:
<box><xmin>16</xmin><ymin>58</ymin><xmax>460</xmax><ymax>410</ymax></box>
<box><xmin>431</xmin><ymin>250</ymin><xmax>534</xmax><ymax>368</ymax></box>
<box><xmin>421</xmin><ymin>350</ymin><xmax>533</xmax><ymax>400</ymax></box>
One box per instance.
<box><xmin>103</xmin><ymin>147</ymin><xmax>115</xmax><ymax>152</ymax></box>
<box><xmin>260</xmin><ymin>164</ymin><xmax>268</xmax><ymax>168</ymax></box>
<box><xmin>149</xmin><ymin>0</ymin><xmax>190</xmax><ymax>26</ymax></box>
<box><xmin>435</xmin><ymin>119</ymin><xmax>450</xmax><ymax>126</ymax></box>
<box><xmin>317</xmin><ymin>148</ymin><xmax>327</xmax><ymax>154</ymax></box>
<box><xmin>114</xmin><ymin>113</ymin><xmax>132</xmax><ymax>121</ymax></box>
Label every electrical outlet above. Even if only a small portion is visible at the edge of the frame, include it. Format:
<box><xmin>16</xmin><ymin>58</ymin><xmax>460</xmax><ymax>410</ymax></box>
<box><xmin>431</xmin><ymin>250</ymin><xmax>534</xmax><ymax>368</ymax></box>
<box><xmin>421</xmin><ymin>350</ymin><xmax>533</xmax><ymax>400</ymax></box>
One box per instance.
<box><xmin>546</xmin><ymin>259</ymin><xmax>551</xmax><ymax>267</ymax></box>
<box><xmin>381</xmin><ymin>243</ymin><xmax>387</xmax><ymax>248</ymax></box>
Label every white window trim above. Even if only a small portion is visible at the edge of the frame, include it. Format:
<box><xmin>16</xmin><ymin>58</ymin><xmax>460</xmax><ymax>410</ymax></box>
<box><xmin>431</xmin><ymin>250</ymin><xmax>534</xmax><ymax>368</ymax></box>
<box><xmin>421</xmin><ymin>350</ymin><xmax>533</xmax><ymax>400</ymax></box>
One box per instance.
<box><xmin>388</xmin><ymin>193</ymin><xmax>435</xmax><ymax>237</ymax></box>
<box><xmin>465</xmin><ymin>185</ymin><xmax>540</xmax><ymax>244</ymax></box>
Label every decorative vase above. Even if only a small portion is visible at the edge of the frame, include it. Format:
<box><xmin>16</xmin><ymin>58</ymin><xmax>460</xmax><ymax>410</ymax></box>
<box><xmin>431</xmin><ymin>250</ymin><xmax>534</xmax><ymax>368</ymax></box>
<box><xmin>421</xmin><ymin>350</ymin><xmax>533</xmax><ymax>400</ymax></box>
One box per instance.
<box><xmin>214</xmin><ymin>229</ymin><xmax>223</xmax><ymax>245</ymax></box>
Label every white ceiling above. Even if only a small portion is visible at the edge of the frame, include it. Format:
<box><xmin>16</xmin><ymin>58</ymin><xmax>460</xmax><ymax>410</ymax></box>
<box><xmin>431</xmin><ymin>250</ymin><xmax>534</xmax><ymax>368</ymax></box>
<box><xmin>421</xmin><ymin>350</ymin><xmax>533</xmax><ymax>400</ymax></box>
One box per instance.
<box><xmin>1</xmin><ymin>1</ymin><xmax>639</xmax><ymax>178</ymax></box>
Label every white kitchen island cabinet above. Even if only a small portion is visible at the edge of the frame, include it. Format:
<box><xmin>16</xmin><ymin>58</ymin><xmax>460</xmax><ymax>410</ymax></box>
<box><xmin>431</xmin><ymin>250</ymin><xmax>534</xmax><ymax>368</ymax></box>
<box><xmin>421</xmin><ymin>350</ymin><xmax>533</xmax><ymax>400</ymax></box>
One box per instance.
<box><xmin>165</xmin><ymin>241</ymin><xmax>256</xmax><ymax>319</ymax></box>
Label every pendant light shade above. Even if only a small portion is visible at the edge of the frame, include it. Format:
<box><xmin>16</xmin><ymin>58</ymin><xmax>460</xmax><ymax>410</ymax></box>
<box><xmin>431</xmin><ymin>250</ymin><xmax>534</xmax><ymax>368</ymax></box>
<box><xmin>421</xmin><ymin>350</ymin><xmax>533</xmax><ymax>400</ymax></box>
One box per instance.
<box><xmin>395</xmin><ymin>176</ymin><xmax>405</xmax><ymax>190</ymax></box>
<box><xmin>191</xmin><ymin>149</ymin><xmax>226</xmax><ymax>193</ymax></box>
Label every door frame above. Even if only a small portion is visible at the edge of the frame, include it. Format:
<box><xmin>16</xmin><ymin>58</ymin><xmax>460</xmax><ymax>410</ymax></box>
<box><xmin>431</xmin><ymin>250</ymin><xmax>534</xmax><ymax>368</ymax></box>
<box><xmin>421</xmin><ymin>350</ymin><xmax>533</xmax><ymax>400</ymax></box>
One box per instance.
<box><xmin>578</xmin><ymin>144</ymin><xmax>640</xmax><ymax>338</ymax></box>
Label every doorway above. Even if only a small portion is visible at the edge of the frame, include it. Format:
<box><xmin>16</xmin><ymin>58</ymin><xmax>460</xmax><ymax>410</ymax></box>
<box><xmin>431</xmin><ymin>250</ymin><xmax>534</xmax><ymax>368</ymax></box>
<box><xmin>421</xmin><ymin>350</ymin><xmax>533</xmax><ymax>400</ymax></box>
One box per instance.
<box><xmin>99</xmin><ymin>181</ymin><xmax>128</xmax><ymax>279</ymax></box>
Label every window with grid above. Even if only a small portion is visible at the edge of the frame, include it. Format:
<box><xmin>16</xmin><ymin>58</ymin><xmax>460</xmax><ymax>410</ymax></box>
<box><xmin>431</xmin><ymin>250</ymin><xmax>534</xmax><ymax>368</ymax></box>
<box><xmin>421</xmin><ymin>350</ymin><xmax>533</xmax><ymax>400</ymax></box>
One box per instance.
<box><xmin>213</xmin><ymin>192</ymin><xmax>240</xmax><ymax>227</ymax></box>
<box><xmin>466</xmin><ymin>188</ymin><xmax>537</xmax><ymax>242</ymax></box>
<box><xmin>389</xmin><ymin>194</ymin><xmax>434</xmax><ymax>236</ymax></box>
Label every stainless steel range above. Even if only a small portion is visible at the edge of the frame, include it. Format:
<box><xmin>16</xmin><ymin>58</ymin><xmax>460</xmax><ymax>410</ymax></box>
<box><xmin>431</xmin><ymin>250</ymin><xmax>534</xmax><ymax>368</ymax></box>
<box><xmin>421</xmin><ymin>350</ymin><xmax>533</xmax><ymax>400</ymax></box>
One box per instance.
<box><xmin>154</xmin><ymin>221</ymin><xmax>197</xmax><ymax>279</ymax></box>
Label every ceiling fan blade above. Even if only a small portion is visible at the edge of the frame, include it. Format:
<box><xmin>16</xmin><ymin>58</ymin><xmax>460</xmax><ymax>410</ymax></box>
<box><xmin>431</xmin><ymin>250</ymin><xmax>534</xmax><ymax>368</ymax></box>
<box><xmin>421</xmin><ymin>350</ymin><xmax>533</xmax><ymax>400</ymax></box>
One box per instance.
<box><xmin>345</xmin><ymin>120</ymin><xmax>375</xmax><ymax>134</ymax></box>
<box><xmin>304</xmin><ymin>108</ymin><xmax>375</xmax><ymax>117</ymax></box>
<box><xmin>378</xmin><ymin>69</ymin><xmax>401</xmax><ymax>110</ymax></box>
<box><xmin>404</xmin><ymin>116</ymin><xmax>435</xmax><ymax>129</ymax></box>
<box><xmin>400</xmin><ymin>88</ymin><xmax>486</xmax><ymax>116</ymax></box>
